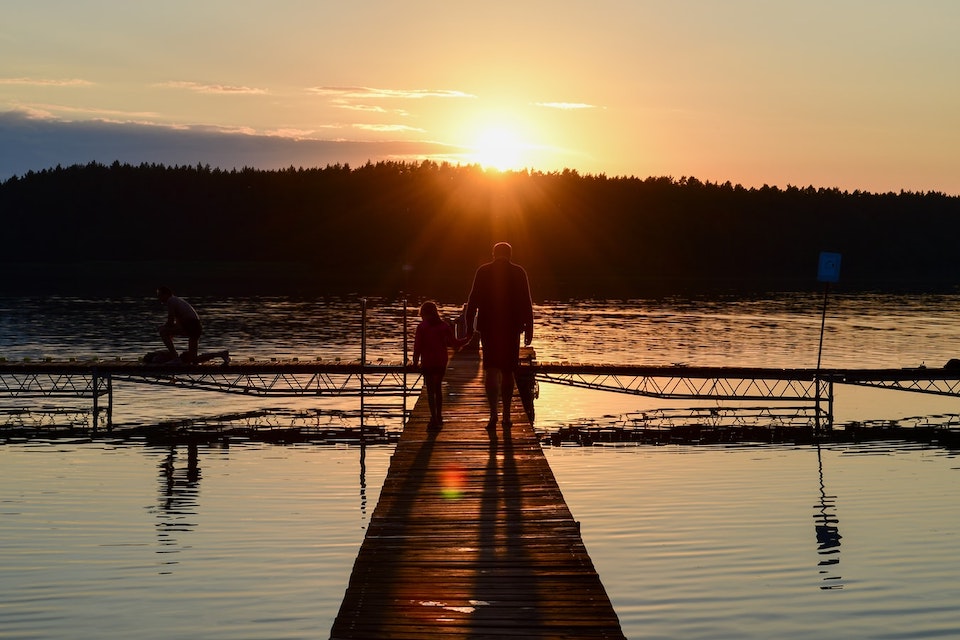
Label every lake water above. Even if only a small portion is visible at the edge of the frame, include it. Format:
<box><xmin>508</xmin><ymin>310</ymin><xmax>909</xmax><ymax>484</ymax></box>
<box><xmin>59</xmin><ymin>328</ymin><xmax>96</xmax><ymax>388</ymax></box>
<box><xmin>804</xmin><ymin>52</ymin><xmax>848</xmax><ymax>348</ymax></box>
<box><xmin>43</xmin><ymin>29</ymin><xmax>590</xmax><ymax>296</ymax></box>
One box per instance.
<box><xmin>3</xmin><ymin>293</ymin><xmax>960</xmax><ymax>638</ymax></box>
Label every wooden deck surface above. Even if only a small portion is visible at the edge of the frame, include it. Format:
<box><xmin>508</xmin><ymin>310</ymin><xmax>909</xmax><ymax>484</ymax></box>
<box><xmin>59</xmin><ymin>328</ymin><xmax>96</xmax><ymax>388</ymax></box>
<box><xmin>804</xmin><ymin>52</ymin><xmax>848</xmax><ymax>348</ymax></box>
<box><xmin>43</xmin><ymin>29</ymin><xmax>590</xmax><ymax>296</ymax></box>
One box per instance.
<box><xmin>330</xmin><ymin>350</ymin><xmax>626</xmax><ymax>640</ymax></box>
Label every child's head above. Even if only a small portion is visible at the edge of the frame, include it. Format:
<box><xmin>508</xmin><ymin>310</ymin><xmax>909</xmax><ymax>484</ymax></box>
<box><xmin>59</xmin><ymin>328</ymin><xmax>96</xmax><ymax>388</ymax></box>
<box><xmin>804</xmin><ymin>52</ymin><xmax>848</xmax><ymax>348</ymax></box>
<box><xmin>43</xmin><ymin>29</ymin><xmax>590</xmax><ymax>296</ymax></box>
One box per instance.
<box><xmin>419</xmin><ymin>300</ymin><xmax>440</xmax><ymax>321</ymax></box>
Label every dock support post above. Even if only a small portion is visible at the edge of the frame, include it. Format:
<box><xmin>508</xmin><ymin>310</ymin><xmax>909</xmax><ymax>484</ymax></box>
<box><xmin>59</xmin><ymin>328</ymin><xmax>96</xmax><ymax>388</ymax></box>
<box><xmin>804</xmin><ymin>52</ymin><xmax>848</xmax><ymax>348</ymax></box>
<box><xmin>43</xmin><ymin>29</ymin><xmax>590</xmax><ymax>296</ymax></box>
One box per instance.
<box><xmin>815</xmin><ymin>378</ymin><xmax>821</xmax><ymax>434</ymax></box>
<box><xmin>814</xmin><ymin>376</ymin><xmax>834</xmax><ymax>433</ymax></box>
<box><xmin>106</xmin><ymin>373</ymin><xmax>113</xmax><ymax>431</ymax></box>
<box><xmin>91</xmin><ymin>368</ymin><xmax>99</xmax><ymax>431</ymax></box>
<box><xmin>402</xmin><ymin>294</ymin><xmax>408</xmax><ymax>426</ymax></box>
<box><xmin>827</xmin><ymin>378</ymin><xmax>834</xmax><ymax>431</ymax></box>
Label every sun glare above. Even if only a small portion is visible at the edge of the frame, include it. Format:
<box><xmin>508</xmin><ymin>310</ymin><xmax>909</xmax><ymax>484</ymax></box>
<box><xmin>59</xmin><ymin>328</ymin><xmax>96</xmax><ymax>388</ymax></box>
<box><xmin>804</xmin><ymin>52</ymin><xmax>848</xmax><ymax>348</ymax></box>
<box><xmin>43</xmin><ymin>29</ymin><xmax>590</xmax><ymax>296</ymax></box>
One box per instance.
<box><xmin>471</xmin><ymin>126</ymin><xmax>526</xmax><ymax>171</ymax></box>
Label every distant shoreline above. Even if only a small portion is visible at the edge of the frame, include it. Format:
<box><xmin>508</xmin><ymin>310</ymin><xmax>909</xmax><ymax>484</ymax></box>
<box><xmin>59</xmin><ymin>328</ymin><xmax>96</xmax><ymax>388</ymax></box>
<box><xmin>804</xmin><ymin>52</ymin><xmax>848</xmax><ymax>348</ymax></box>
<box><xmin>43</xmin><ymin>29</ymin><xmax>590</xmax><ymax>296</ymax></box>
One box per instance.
<box><xmin>2</xmin><ymin>260</ymin><xmax>956</xmax><ymax>299</ymax></box>
<box><xmin>5</xmin><ymin>163</ymin><xmax>960</xmax><ymax>299</ymax></box>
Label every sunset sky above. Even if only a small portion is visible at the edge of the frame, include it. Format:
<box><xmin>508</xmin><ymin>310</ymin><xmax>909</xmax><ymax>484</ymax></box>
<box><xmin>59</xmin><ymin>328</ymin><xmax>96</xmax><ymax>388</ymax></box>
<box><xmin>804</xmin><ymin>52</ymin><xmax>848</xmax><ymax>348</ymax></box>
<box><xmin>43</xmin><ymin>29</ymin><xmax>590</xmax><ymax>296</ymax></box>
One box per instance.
<box><xmin>2</xmin><ymin>1</ymin><xmax>958</xmax><ymax>194</ymax></box>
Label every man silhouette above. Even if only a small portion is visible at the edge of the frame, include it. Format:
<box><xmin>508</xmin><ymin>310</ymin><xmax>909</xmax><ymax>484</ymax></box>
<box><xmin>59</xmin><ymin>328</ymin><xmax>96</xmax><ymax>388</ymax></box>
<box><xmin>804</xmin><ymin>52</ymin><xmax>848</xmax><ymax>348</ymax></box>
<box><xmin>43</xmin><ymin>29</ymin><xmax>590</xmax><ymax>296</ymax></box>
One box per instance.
<box><xmin>465</xmin><ymin>242</ymin><xmax>534</xmax><ymax>430</ymax></box>
<box><xmin>157</xmin><ymin>285</ymin><xmax>202</xmax><ymax>362</ymax></box>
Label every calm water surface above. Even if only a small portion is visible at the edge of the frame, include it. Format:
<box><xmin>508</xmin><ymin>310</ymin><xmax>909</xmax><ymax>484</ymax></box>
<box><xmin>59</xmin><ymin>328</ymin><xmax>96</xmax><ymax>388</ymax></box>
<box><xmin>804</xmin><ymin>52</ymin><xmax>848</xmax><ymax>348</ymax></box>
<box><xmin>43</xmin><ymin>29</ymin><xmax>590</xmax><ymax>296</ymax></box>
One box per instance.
<box><xmin>0</xmin><ymin>441</ymin><xmax>391</xmax><ymax>640</ymax></box>
<box><xmin>547</xmin><ymin>442</ymin><xmax>960</xmax><ymax>639</ymax></box>
<box><xmin>3</xmin><ymin>293</ymin><xmax>960</xmax><ymax>638</ymax></box>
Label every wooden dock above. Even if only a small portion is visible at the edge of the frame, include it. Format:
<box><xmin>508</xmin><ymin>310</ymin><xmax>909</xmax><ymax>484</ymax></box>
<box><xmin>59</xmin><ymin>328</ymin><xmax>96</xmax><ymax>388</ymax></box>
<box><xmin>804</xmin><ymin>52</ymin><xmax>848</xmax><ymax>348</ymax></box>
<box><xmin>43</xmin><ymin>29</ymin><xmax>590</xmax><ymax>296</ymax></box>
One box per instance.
<box><xmin>329</xmin><ymin>350</ymin><xmax>626</xmax><ymax>639</ymax></box>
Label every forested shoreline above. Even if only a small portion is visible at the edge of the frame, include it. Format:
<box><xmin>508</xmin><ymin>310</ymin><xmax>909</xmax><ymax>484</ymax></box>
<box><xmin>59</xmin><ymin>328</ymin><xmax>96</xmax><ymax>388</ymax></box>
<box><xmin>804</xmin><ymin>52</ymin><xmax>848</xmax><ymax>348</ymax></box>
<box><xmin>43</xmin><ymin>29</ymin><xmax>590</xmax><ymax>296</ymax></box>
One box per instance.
<box><xmin>2</xmin><ymin>161</ymin><xmax>959</xmax><ymax>299</ymax></box>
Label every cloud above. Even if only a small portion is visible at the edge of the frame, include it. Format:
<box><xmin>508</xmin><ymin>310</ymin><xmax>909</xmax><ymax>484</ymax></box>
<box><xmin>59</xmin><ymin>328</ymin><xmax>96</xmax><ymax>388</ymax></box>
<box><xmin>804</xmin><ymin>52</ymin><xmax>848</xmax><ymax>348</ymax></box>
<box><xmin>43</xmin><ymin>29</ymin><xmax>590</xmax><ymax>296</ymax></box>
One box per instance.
<box><xmin>15</xmin><ymin>102</ymin><xmax>163</xmax><ymax>121</ymax></box>
<box><xmin>338</xmin><ymin>104</ymin><xmax>388</xmax><ymax>113</ymax></box>
<box><xmin>158</xmin><ymin>81</ymin><xmax>268</xmax><ymax>95</ymax></box>
<box><xmin>535</xmin><ymin>102</ymin><xmax>598</xmax><ymax>110</ymax></box>
<box><xmin>0</xmin><ymin>110</ymin><xmax>462</xmax><ymax>179</ymax></box>
<box><xmin>353</xmin><ymin>123</ymin><xmax>424</xmax><ymax>133</ymax></box>
<box><xmin>335</xmin><ymin>104</ymin><xmax>411</xmax><ymax>117</ymax></box>
<box><xmin>308</xmin><ymin>86</ymin><xmax>475</xmax><ymax>100</ymax></box>
<box><xmin>0</xmin><ymin>77</ymin><xmax>94</xmax><ymax>87</ymax></box>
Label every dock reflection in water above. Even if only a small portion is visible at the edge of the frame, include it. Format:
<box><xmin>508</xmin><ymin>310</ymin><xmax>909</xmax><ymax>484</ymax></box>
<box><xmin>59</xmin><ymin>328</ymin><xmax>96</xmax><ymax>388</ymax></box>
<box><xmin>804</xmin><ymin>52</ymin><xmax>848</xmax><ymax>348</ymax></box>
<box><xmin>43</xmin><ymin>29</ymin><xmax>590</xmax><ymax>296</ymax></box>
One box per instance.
<box><xmin>154</xmin><ymin>443</ymin><xmax>201</xmax><ymax>571</ymax></box>
<box><xmin>813</xmin><ymin>442</ymin><xmax>843</xmax><ymax>590</ymax></box>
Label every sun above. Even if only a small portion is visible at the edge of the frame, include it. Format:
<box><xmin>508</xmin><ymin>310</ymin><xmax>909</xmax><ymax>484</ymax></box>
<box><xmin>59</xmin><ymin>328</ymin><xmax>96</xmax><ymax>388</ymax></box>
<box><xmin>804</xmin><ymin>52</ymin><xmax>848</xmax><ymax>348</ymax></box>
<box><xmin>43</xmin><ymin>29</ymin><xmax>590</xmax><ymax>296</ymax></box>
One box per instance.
<box><xmin>471</xmin><ymin>126</ymin><xmax>526</xmax><ymax>171</ymax></box>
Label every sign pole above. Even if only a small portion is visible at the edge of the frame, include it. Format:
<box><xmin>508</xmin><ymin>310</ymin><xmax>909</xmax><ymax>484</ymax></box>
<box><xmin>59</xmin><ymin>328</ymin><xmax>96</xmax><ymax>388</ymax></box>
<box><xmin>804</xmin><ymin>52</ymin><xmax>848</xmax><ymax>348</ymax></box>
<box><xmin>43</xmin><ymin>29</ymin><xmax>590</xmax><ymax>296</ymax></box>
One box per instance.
<box><xmin>815</xmin><ymin>252</ymin><xmax>841</xmax><ymax>432</ymax></box>
<box><xmin>816</xmin><ymin>282</ymin><xmax>830</xmax><ymax>373</ymax></box>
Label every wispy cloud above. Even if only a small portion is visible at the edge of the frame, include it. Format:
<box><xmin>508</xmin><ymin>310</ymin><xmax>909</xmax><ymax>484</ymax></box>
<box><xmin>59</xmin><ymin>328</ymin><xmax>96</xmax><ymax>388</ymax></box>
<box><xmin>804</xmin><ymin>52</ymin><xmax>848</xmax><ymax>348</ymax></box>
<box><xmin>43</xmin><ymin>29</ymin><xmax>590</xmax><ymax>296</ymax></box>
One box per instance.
<box><xmin>336</xmin><ymin>104</ymin><xmax>411</xmax><ymax>117</ymax></box>
<box><xmin>354</xmin><ymin>123</ymin><xmax>425</xmax><ymax>133</ymax></box>
<box><xmin>535</xmin><ymin>102</ymin><xmax>598</xmax><ymax>110</ymax></box>
<box><xmin>308</xmin><ymin>86</ymin><xmax>475</xmax><ymax>100</ymax></box>
<box><xmin>263</xmin><ymin>127</ymin><xmax>333</xmax><ymax>139</ymax></box>
<box><xmin>0</xmin><ymin>77</ymin><xmax>94</xmax><ymax>87</ymax></box>
<box><xmin>15</xmin><ymin>102</ymin><xmax>162</xmax><ymax>121</ymax></box>
<box><xmin>339</xmin><ymin>104</ymin><xmax>388</xmax><ymax>113</ymax></box>
<box><xmin>158</xmin><ymin>81</ymin><xmax>268</xmax><ymax>95</ymax></box>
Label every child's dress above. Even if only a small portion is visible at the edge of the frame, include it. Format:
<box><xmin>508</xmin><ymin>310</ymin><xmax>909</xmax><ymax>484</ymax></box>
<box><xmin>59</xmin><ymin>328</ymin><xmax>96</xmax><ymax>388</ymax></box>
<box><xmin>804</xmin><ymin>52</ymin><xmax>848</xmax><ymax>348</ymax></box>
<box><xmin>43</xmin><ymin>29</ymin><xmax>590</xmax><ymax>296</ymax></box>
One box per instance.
<box><xmin>414</xmin><ymin>319</ymin><xmax>458</xmax><ymax>374</ymax></box>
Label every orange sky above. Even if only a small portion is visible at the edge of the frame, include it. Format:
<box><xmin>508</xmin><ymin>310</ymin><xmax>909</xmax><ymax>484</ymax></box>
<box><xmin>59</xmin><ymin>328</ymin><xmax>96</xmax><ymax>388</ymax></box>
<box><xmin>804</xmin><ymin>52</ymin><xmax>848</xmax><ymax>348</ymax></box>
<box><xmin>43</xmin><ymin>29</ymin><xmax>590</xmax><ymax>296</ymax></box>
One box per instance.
<box><xmin>2</xmin><ymin>1</ymin><xmax>959</xmax><ymax>194</ymax></box>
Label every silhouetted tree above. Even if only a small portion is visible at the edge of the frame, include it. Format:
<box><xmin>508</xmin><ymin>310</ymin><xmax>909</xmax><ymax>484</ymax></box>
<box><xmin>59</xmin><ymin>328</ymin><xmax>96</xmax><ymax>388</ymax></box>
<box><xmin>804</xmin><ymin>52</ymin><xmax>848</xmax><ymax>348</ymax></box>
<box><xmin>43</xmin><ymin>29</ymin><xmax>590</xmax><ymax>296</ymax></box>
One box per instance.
<box><xmin>2</xmin><ymin>161</ymin><xmax>959</xmax><ymax>297</ymax></box>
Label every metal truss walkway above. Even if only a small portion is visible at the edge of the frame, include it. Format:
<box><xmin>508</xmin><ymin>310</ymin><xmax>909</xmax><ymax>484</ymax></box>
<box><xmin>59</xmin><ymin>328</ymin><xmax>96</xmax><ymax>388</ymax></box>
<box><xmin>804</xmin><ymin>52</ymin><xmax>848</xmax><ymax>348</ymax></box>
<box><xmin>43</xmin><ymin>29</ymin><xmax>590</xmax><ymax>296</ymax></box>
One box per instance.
<box><xmin>0</xmin><ymin>360</ymin><xmax>419</xmax><ymax>429</ymax></box>
<box><xmin>2</xmin><ymin>358</ymin><xmax>959</xmax><ymax>431</ymax></box>
<box><xmin>539</xmin><ymin>364</ymin><xmax>960</xmax><ymax>401</ymax></box>
<box><xmin>535</xmin><ymin>363</ymin><xmax>829</xmax><ymax>401</ymax></box>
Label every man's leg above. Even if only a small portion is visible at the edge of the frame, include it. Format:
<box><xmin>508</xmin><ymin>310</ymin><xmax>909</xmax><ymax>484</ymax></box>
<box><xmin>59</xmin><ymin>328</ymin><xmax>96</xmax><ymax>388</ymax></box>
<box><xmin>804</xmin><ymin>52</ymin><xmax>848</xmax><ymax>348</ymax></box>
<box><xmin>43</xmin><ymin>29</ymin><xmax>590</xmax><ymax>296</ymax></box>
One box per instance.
<box><xmin>484</xmin><ymin>367</ymin><xmax>502</xmax><ymax>425</ymax></box>
<box><xmin>159</xmin><ymin>325</ymin><xmax>177</xmax><ymax>355</ymax></box>
<box><xmin>501</xmin><ymin>369</ymin><xmax>515</xmax><ymax>426</ymax></box>
<box><xmin>187</xmin><ymin>332</ymin><xmax>200</xmax><ymax>360</ymax></box>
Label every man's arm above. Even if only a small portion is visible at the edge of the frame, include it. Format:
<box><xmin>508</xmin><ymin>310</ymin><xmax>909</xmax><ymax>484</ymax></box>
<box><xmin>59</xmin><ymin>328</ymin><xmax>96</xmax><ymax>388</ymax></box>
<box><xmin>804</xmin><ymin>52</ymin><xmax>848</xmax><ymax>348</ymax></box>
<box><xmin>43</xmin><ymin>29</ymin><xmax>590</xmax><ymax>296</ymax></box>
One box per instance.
<box><xmin>464</xmin><ymin>268</ymin><xmax>483</xmax><ymax>334</ymax></box>
<box><xmin>520</xmin><ymin>268</ymin><xmax>534</xmax><ymax>345</ymax></box>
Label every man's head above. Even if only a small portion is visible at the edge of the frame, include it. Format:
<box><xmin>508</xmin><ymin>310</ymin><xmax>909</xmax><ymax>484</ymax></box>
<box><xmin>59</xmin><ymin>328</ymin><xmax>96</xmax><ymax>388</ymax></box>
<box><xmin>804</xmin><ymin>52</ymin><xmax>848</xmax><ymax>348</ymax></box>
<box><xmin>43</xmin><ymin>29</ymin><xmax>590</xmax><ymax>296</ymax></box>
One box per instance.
<box><xmin>157</xmin><ymin>285</ymin><xmax>173</xmax><ymax>301</ymax></box>
<box><xmin>492</xmin><ymin>242</ymin><xmax>512</xmax><ymax>261</ymax></box>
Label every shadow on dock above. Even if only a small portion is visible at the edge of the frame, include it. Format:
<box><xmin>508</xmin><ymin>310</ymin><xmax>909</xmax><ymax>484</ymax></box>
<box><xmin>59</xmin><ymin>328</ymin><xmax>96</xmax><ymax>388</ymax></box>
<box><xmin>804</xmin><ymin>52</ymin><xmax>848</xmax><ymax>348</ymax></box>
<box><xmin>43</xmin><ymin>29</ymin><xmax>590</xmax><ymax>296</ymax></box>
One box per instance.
<box><xmin>329</xmin><ymin>351</ymin><xmax>626</xmax><ymax>639</ymax></box>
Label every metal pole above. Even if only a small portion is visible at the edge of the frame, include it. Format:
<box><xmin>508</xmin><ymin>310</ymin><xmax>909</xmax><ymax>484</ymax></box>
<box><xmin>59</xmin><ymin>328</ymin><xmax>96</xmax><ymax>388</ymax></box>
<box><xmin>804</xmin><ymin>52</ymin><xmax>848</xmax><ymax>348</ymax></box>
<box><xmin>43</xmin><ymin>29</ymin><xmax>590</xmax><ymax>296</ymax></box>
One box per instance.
<box><xmin>360</xmin><ymin>298</ymin><xmax>367</xmax><ymax>444</ymax></box>
<box><xmin>815</xmin><ymin>283</ymin><xmax>830</xmax><ymax>433</ymax></box>
<box><xmin>816</xmin><ymin>282</ymin><xmax>830</xmax><ymax>372</ymax></box>
<box><xmin>91</xmin><ymin>369</ymin><xmax>99</xmax><ymax>431</ymax></box>
<box><xmin>107</xmin><ymin>373</ymin><xmax>113</xmax><ymax>431</ymax></box>
<box><xmin>402</xmin><ymin>293</ymin><xmax>408</xmax><ymax>427</ymax></box>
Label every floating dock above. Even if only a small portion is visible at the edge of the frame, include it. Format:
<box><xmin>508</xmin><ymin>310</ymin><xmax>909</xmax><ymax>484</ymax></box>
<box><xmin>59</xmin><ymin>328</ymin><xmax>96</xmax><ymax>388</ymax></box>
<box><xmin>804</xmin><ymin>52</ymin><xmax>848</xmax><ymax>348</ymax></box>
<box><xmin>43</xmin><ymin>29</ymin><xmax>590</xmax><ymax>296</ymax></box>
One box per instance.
<box><xmin>329</xmin><ymin>350</ymin><xmax>626</xmax><ymax>639</ymax></box>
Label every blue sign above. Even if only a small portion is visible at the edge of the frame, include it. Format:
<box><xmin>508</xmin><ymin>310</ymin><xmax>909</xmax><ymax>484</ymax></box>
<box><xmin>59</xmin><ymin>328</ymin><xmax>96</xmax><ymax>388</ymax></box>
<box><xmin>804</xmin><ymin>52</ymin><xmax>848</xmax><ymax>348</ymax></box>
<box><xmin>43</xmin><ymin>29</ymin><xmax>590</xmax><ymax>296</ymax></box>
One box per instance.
<box><xmin>817</xmin><ymin>252</ymin><xmax>841</xmax><ymax>283</ymax></box>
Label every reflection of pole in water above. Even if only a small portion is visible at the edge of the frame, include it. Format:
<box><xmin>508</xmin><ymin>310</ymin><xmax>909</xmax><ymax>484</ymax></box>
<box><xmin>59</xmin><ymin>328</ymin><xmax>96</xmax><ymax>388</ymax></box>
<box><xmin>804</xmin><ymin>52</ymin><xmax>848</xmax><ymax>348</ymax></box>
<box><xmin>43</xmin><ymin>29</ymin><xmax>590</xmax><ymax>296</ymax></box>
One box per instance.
<box><xmin>813</xmin><ymin>442</ymin><xmax>843</xmax><ymax>589</ymax></box>
<box><xmin>359</xmin><ymin>441</ymin><xmax>367</xmax><ymax>518</ymax></box>
<box><xmin>155</xmin><ymin>443</ymin><xmax>201</xmax><ymax>573</ymax></box>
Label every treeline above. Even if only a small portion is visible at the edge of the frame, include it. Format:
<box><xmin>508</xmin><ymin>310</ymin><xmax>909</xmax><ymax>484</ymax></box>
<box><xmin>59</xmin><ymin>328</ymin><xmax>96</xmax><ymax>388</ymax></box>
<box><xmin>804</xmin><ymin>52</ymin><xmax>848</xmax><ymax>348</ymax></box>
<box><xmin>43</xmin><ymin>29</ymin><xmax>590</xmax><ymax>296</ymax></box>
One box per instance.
<box><xmin>2</xmin><ymin>160</ymin><xmax>959</xmax><ymax>299</ymax></box>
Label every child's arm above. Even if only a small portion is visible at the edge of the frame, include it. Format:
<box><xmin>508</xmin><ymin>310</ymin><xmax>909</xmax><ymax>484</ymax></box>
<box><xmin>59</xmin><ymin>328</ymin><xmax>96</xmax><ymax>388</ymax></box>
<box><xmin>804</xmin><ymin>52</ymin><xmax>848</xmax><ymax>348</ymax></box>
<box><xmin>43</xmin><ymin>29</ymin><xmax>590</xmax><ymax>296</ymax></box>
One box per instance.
<box><xmin>441</xmin><ymin>324</ymin><xmax>468</xmax><ymax>351</ymax></box>
<box><xmin>450</xmin><ymin>329</ymin><xmax>472</xmax><ymax>351</ymax></box>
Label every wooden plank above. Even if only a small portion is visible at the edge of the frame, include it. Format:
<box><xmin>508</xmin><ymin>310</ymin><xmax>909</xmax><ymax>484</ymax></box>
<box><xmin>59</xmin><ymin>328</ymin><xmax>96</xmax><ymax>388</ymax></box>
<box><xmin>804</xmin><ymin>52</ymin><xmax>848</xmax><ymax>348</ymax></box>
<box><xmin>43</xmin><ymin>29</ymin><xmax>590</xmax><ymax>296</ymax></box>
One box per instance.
<box><xmin>330</xmin><ymin>350</ymin><xmax>626</xmax><ymax>639</ymax></box>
